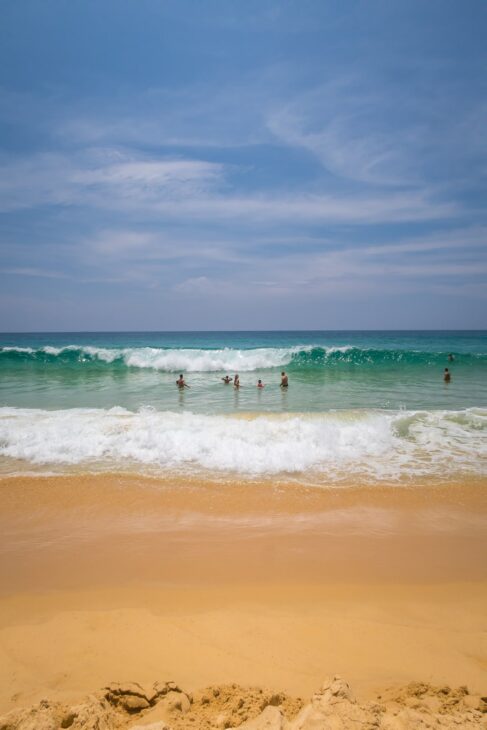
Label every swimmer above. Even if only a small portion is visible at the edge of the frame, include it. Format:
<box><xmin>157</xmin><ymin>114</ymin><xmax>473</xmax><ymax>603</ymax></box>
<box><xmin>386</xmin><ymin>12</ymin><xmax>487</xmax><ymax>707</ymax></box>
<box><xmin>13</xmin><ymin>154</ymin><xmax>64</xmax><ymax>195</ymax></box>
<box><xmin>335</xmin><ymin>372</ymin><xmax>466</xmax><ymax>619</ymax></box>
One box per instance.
<box><xmin>280</xmin><ymin>371</ymin><xmax>288</xmax><ymax>388</ymax></box>
<box><xmin>444</xmin><ymin>368</ymin><xmax>451</xmax><ymax>383</ymax></box>
<box><xmin>257</xmin><ymin>379</ymin><xmax>265</xmax><ymax>388</ymax></box>
<box><xmin>176</xmin><ymin>373</ymin><xmax>190</xmax><ymax>388</ymax></box>
<box><xmin>448</xmin><ymin>353</ymin><xmax>455</xmax><ymax>362</ymax></box>
<box><xmin>221</xmin><ymin>375</ymin><xmax>233</xmax><ymax>384</ymax></box>
<box><xmin>234</xmin><ymin>374</ymin><xmax>240</xmax><ymax>388</ymax></box>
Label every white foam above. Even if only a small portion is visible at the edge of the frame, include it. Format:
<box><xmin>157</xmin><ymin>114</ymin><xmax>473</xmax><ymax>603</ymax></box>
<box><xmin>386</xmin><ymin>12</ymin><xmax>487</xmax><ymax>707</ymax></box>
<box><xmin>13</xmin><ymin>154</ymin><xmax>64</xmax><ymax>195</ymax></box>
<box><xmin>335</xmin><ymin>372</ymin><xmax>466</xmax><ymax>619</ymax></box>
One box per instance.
<box><xmin>1</xmin><ymin>346</ymin><xmax>35</xmax><ymax>353</ymax></box>
<box><xmin>0</xmin><ymin>407</ymin><xmax>485</xmax><ymax>480</ymax></box>
<box><xmin>1</xmin><ymin>344</ymin><xmax>314</xmax><ymax>371</ymax></box>
<box><xmin>78</xmin><ymin>346</ymin><xmax>121</xmax><ymax>362</ymax></box>
<box><xmin>121</xmin><ymin>346</ymin><xmax>307</xmax><ymax>372</ymax></box>
<box><xmin>324</xmin><ymin>346</ymin><xmax>353</xmax><ymax>354</ymax></box>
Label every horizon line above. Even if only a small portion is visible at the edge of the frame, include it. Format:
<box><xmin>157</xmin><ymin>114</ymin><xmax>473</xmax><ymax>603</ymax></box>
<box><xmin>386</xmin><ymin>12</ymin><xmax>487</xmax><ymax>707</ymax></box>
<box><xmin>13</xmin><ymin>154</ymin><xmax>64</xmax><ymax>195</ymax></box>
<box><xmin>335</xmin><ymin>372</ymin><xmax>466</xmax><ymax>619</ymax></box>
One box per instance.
<box><xmin>1</xmin><ymin>328</ymin><xmax>486</xmax><ymax>335</ymax></box>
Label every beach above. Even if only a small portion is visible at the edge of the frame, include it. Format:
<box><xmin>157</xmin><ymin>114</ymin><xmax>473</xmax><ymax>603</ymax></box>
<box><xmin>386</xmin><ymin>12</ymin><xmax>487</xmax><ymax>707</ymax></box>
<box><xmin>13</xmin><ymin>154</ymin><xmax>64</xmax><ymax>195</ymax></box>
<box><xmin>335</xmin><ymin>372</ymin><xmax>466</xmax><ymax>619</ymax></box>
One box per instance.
<box><xmin>0</xmin><ymin>473</ymin><xmax>486</xmax><ymax>727</ymax></box>
<box><xmin>2</xmin><ymin>0</ymin><xmax>487</xmax><ymax>721</ymax></box>
<box><xmin>0</xmin><ymin>331</ymin><xmax>486</xmax><ymax>727</ymax></box>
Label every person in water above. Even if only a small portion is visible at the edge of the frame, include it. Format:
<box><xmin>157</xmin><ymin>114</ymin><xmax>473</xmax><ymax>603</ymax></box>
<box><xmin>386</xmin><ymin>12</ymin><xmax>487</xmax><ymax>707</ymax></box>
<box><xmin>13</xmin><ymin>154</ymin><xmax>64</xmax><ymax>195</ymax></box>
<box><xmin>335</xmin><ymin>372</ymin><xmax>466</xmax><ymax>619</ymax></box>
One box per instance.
<box><xmin>448</xmin><ymin>353</ymin><xmax>455</xmax><ymax>362</ymax></box>
<box><xmin>444</xmin><ymin>368</ymin><xmax>451</xmax><ymax>383</ymax></box>
<box><xmin>176</xmin><ymin>374</ymin><xmax>190</xmax><ymax>388</ymax></box>
<box><xmin>221</xmin><ymin>375</ymin><xmax>233</xmax><ymax>384</ymax></box>
<box><xmin>280</xmin><ymin>371</ymin><xmax>288</xmax><ymax>388</ymax></box>
<box><xmin>257</xmin><ymin>379</ymin><xmax>265</xmax><ymax>388</ymax></box>
<box><xmin>234</xmin><ymin>374</ymin><xmax>240</xmax><ymax>388</ymax></box>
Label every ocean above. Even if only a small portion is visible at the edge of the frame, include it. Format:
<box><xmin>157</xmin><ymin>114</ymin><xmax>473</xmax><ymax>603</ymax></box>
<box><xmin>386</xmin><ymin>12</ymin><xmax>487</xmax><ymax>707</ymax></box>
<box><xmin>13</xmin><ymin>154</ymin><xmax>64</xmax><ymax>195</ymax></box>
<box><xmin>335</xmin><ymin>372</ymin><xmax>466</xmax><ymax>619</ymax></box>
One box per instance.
<box><xmin>0</xmin><ymin>330</ymin><xmax>486</xmax><ymax>484</ymax></box>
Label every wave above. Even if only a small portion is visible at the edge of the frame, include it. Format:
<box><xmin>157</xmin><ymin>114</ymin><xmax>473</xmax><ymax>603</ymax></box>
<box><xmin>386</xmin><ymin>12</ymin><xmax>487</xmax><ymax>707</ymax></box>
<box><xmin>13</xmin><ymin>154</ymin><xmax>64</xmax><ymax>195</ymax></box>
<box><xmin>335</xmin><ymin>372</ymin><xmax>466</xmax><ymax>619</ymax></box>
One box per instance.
<box><xmin>0</xmin><ymin>344</ymin><xmax>484</xmax><ymax>373</ymax></box>
<box><xmin>0</xmin><ymin>345</ymin><xmax>305</xmax><ymax>372</ymax></box>
<box><xmin>290</xmin><ymin>346</ymin><xmax>485</xmax><ymax>368</ymax></box>
<box><xmin>0</xmin><ymin>406</ymin><xmax>485</xmax><ymax>480</ymax></box>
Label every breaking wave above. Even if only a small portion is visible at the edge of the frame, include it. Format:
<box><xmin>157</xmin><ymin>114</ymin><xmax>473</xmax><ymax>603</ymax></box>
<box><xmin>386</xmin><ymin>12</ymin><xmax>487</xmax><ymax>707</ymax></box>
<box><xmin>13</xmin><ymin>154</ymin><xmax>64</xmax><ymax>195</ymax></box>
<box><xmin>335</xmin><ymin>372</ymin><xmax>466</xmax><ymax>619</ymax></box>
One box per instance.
<box><xmin>0</xmin><ymin>344</ymin><xmax>484</xmax><ymax>373</ymax></box>
<box><xmin>0</xmin><ymin>345</ymin><xmax>305</xmax><ymax>372</ymax></box>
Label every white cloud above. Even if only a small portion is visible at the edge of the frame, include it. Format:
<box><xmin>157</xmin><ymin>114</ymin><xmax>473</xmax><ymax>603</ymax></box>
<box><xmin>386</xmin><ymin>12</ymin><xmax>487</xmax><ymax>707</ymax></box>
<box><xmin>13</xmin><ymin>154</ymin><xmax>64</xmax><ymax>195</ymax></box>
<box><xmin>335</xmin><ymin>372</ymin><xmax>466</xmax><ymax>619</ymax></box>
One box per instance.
<box><xmin>151</xmin><ymin>189</ymin><xmax>457</xmax><ymax>224</ymax></box>
<box><xmin>173</xmin><ymin>276</ymin><xmax>212</xmax><ymax>295</ymax></box>
<box><xmin>267</xmin><ymin>103</ymin><xmax>409</xmax><ymax>186</ymax></box>
<box><xmin>0</xmin><ymin>149</ymin><xmax>224</xmax><ymax>212</ymax></box>
<box><xmin>266</xmin><ymin>74</ymin><xmax>487</xmax><ymax>189</ymax></box>
<box><xmin>72</xmin><ymin>158</ymin><xmax>223</xmax><ymax>190</ymax></box>
<box><xmin>0</xmin><ymin>267</ymin><xmax>69</xmax><ymax>279</ymax></box>
<box><xmin>0</xmin><ymin>147</ymin><xmax>459</xmax><ymax>225</ymax></box>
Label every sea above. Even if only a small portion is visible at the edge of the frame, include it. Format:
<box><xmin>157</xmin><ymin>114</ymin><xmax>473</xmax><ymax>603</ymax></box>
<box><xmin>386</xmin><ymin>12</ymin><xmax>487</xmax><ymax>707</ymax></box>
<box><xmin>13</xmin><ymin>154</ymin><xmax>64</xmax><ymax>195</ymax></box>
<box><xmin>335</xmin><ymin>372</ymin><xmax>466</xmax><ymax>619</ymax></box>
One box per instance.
<box><xmin>0</xmin><ymin>330</ymin><xmax>486</xmax><ymax>484</ymax></box>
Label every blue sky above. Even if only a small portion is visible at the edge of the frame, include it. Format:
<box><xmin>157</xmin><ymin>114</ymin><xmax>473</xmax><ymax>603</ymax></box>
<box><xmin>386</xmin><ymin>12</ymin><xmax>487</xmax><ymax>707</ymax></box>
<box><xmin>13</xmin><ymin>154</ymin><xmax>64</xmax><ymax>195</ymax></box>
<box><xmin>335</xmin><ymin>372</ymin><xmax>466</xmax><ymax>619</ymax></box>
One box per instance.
<box><xmin>0</xmin><ymin>0</ymin><xmax>486</xmax><ymax>331</ymax></box>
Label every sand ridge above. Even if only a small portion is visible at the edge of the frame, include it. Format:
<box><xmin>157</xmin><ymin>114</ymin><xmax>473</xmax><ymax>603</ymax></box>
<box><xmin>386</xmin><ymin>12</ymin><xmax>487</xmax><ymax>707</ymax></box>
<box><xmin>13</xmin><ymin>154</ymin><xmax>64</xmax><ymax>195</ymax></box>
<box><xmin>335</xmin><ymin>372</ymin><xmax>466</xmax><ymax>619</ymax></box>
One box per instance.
<box><xmin>0</xmin><ymin>676</ymin><xmax>486</xmax><ymax>729</ymax></box>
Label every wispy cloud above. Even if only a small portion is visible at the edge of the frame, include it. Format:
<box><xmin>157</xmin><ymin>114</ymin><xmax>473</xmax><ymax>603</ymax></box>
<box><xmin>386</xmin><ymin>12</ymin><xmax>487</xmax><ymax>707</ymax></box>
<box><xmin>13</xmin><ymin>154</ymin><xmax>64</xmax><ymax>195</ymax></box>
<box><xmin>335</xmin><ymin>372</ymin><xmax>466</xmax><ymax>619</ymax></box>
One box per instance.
<box><xmin>0</xmin><ymin>146</ymin><xmax>459</xmax><ymax>225</ymax></box>
<box><xmin>0</xmin><ymin>267</ymin><xmax>70</xmax><ymax>279</ymax></box>
<box><xmin>266</xmin><ymin>74</ymin><xmax>487</xmax><ymax>189</ymax></box>
<box><xmin>0</xmin><ymin>149</ymin><xmax>224</xmax><ymax>212</ymax></box>
<box><xmin>49</xmin><ymin>224</ymin><xmax>487</xmax><ymax>299</ymax></box>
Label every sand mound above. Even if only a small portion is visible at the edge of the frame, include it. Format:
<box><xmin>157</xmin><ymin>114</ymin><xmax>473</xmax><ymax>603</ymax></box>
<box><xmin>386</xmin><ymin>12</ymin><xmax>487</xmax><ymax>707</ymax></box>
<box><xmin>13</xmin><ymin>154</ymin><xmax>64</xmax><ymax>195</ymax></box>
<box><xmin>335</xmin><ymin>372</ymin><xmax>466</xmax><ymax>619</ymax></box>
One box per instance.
<box><xmin>0</xmin><ymin>676</ymin><xmax>485</xmax><ymax>729</ymax></box>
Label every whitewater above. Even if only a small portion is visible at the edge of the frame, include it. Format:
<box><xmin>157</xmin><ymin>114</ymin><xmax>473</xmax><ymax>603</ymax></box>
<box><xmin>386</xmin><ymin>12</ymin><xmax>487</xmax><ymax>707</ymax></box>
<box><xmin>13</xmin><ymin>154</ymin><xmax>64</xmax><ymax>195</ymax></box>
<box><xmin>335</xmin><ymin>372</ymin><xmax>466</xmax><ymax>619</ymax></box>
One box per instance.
<box><xmin>0</xmin><ymin>406</ymin><xmax>486</xmax><ymax>482</ymax></box>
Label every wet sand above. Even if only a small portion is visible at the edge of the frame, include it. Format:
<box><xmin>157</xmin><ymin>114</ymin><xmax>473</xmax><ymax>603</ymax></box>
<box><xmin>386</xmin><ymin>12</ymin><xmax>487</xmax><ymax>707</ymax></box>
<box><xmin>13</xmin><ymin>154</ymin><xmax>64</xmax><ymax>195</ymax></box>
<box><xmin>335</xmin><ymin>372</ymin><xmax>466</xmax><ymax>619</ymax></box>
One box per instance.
<box><xmin>0</xmin><ymin>474</ymin><xmax>486</xmax><ymax>715</ymax></box>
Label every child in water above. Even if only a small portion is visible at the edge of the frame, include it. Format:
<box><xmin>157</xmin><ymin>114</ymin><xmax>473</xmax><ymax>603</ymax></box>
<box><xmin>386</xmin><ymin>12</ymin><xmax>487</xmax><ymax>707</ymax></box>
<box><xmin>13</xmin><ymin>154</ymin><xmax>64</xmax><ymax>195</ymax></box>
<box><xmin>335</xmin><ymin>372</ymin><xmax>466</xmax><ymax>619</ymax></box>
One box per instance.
<box><xmin>257</xmin><ymin>379</ymin><xmax>265</xmax><ymax>388</ymax></box>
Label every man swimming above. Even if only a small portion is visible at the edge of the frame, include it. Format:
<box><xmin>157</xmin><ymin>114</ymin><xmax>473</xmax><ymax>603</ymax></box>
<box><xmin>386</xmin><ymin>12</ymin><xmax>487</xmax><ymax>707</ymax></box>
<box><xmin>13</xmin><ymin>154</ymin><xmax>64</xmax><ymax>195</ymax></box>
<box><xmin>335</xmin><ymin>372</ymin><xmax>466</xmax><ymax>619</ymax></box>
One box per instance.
<box><xmin>221</xmin><ymin>375</ymin><xmax>233</xmax><ymax>384</ymax></box>
<box><xmin>280</xmin><ymin>371</ymin><xmax>288</xmax><ymax>388</ymax></box>
<box><xmin>444</xmin><ymin>368</ymin><xmax>451</xmax><ymax>383</ymax></box>
<box><xmin>176</xmin><ymin>374</ymin><xmax>190</xmax><ymax>388</ymax></box>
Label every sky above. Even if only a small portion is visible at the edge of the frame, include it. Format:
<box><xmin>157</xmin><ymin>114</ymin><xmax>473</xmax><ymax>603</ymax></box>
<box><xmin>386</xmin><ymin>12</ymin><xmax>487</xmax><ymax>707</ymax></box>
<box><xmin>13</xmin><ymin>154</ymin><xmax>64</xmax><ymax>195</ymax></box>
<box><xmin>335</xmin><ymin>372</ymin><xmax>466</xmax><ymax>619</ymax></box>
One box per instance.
<box><xmin>0</xmin><ymin>0</ymin><xmax>486</xmax><ymax>331</ymax></box>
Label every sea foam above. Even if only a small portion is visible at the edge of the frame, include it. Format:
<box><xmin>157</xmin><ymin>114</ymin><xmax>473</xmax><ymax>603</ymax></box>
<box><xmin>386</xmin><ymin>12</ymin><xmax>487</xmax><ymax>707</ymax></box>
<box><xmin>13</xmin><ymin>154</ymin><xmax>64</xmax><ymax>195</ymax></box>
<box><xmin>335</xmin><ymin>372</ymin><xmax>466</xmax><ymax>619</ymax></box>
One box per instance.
<box><xmin>0</xmin><ymin>406</ymin><xmax>485</xmax><ymax>481</ymax></box>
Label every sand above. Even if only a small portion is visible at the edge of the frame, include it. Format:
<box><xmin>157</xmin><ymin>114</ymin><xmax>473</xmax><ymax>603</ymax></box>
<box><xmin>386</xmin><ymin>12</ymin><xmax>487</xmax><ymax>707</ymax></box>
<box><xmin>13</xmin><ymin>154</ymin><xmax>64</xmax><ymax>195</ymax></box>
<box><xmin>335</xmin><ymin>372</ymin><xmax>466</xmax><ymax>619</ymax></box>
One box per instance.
<box><xmin>0</xmin><ymin>474</ymin><xmax>486</xmax><ymax>727</ymax></box>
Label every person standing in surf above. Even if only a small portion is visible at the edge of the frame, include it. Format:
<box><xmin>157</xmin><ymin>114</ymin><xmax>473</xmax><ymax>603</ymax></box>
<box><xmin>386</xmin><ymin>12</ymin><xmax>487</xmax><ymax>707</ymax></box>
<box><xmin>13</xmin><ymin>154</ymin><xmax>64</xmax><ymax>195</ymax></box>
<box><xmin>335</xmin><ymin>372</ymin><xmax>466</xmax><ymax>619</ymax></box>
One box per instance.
<box><xmin>234</xmin><ymin>374</ymin><xmax>240</xmax><ymax>388</ymax></box>
<box><xmin>280</xmin><ymin>371</ymin><xmax>289</xmax><ymax>388</ymax></box>
<box><xmin>444</xmin><ymin>368</ymin><xmax>451</xmax><ymax>383</ymax></box>
<box><xmin>176</xmin><ymin>374</ymin><xmax>190</xmax><ymax>388</ymax></box>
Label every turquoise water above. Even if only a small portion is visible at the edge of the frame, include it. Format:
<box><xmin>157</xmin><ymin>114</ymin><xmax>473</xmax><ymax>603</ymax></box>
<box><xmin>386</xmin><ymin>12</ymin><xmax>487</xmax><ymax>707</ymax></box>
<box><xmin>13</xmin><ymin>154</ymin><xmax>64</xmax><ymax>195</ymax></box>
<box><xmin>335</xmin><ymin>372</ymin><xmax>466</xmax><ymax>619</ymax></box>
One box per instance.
<box><xmin>1</xmin><ymin>331</ymin><xmax>486</xmax><ymax>481</ymax></box>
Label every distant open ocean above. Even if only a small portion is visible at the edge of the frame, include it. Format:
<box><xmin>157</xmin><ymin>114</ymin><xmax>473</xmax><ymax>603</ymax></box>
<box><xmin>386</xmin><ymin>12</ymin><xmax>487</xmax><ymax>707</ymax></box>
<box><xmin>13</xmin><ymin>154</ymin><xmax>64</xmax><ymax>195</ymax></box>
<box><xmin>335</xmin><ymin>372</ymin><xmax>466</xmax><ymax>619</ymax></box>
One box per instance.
<box><xmin>0</xmin><ymin>331</ymin><xmax>486</xmax><ymax>484</ymax></box>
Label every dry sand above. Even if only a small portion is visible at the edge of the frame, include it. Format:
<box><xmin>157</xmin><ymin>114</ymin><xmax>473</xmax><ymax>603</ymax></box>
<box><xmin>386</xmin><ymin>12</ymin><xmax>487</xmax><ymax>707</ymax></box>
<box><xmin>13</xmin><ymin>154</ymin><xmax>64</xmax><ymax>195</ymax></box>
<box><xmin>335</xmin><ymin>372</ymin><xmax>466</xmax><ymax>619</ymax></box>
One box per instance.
<box><xmin>0</xmin><ymin>474</ymin><xmax>486</xmax><ymax>726</ymax></box>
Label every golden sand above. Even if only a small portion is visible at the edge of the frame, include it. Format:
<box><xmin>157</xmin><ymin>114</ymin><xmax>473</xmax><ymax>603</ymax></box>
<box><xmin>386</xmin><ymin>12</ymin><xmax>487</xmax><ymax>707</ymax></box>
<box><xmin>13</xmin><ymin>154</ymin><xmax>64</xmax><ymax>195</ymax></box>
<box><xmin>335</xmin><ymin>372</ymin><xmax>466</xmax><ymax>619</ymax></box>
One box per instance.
<box><xmin>0</xmin><ymin>474</ymin><xmax>486</xmax><ymax>717</ymax></box>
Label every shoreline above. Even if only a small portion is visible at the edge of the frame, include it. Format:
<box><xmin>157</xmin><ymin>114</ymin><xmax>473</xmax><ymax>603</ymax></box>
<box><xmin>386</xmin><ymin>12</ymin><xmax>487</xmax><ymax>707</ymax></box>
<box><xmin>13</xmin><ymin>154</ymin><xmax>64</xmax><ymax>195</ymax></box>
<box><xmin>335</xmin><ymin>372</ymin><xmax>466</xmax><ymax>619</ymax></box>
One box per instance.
<box><xmin>2</xmin><ymin>405</ymin><xmax>486</xmax><ymax>489</ymax></box>
<box><xmin>1</xmin><ymin>474</ymin><xmax>487</xmax><ymax>591</ymax></box>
